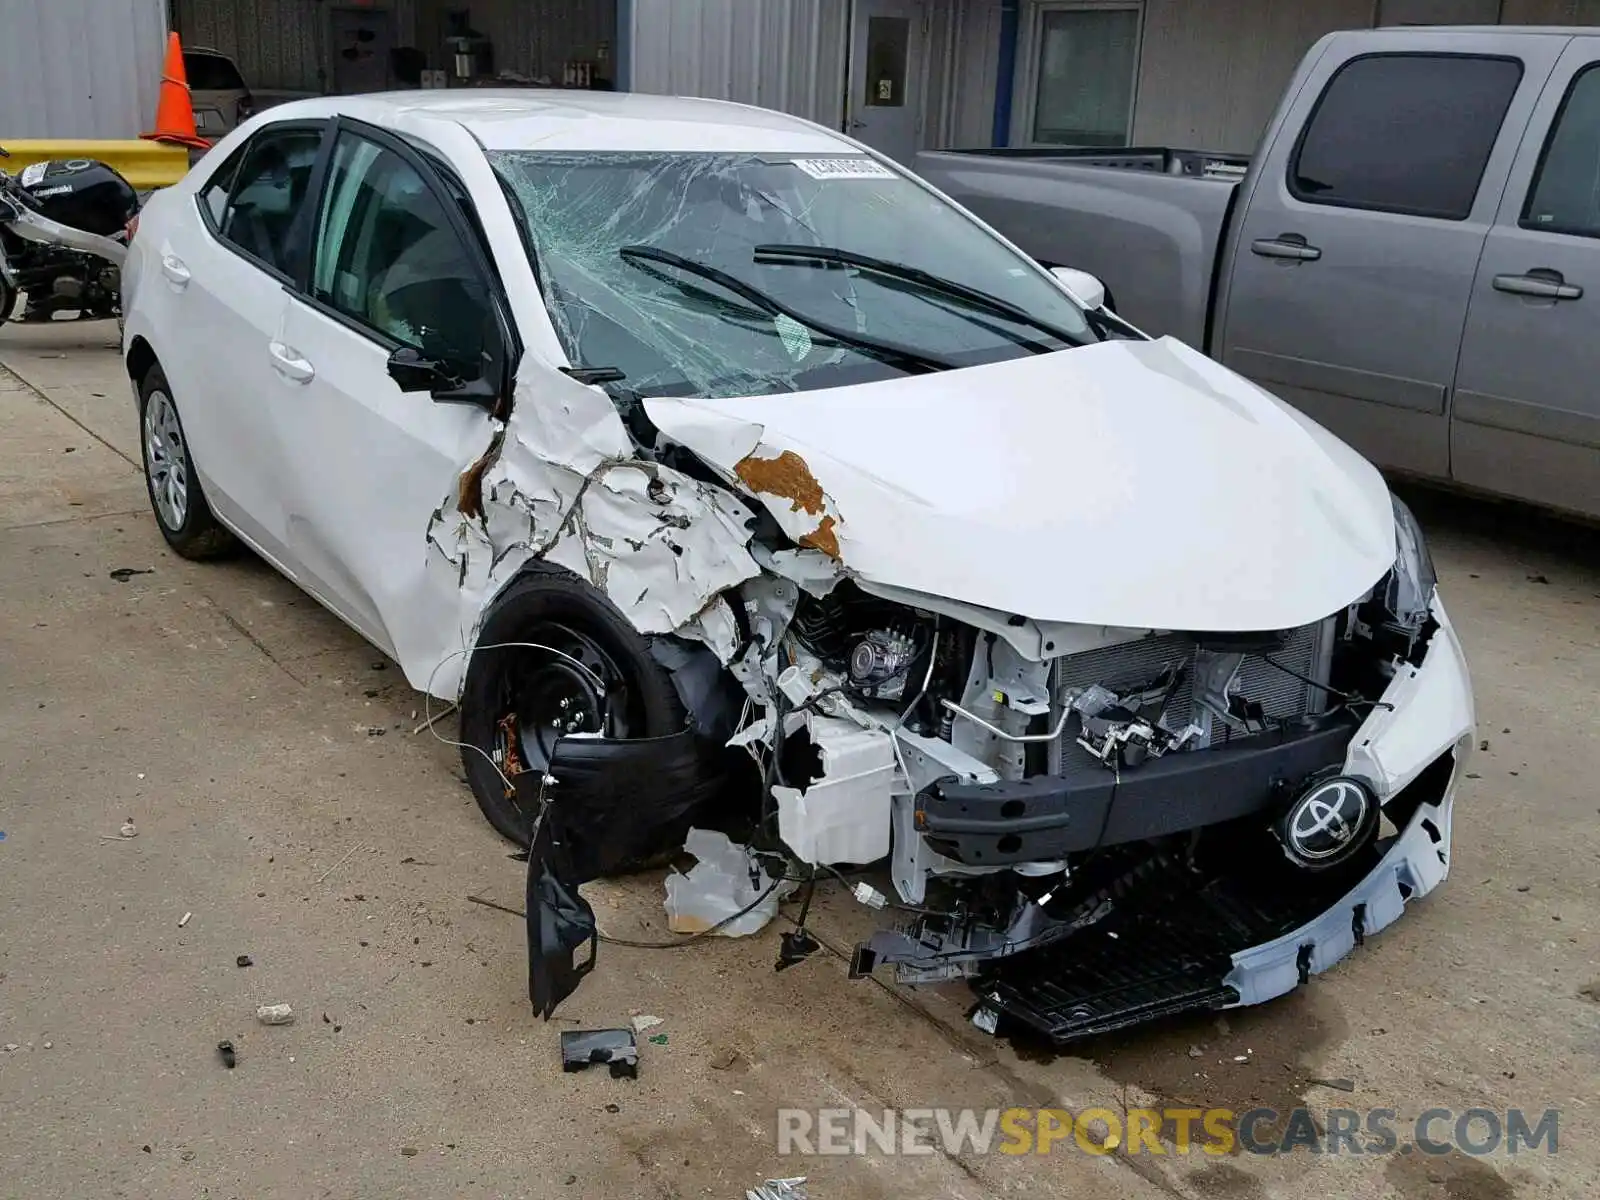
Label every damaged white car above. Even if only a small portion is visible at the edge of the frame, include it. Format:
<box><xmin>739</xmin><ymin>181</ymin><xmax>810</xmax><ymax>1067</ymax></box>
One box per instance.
<box><xmin>121</xmin><ymin>92</ymin><xmax>1474</xmax><ymax>1041</ymax></box>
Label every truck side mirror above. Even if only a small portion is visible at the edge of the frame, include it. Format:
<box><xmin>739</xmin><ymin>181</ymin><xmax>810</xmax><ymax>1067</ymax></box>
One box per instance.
<box><xmin>1049</xmin><ymin>266</ymin><xmax>1107</xmax><ymax>312</ymax></box>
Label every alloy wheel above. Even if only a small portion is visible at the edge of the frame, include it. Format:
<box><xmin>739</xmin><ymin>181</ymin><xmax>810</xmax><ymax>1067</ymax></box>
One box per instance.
<box><xmin>143</xmin><ymin>389</ymin><xmax>190</xmax><ymax>531</ymax></box>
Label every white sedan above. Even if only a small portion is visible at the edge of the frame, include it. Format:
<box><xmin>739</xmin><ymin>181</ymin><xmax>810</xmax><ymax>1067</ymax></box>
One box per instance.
<box><xmin>122</xmin><ymin>92</ymin><xmax>1474</xmax><ymax>1034</ymax></box>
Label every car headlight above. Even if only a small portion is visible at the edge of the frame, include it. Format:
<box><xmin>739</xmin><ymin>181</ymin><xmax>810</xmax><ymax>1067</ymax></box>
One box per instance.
<box><xmin>1384</xmin><ymin>494</ymin><xmax>1436</xmax><ymax>630</ymax></box>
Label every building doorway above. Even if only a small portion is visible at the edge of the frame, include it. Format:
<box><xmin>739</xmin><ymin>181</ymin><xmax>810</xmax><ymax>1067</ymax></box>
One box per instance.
<box><xmin>847</xmin><ymin>0</ymin><xmax>926</xmax><ymax>163</ymax></box>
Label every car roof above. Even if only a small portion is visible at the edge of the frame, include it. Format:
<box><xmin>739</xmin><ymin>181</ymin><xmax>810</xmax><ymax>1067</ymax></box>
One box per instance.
<box><xmin>255</xmin><ymin>90</ymin><xmax>857</xmax><ymax>155</ymax></box>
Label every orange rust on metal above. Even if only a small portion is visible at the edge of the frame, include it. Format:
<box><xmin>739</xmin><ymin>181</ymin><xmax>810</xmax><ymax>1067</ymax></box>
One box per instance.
<box><xmin>799</xmin><ymin>515</ymin><xmax>840</xmax><ymax>559</ymax></box>
<box><xmin>734</xmin><ymin>450</ymin><xmax>825</xmax><ymax>515</ymax></box>
<box><xmin>457</xmin><ymin>431</ymin><xmax>506</xmax><ymax>520</ymax></box>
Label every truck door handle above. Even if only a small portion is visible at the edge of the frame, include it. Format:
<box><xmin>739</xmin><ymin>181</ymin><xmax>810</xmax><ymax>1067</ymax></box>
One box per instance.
<box><xmin>268</xmin><ymin>340</ymin><xmax>315</xmax><ymax>384</ymax></box>
<box><xmin>1251</xmin><ymin>235</ymin><xmax>1321</xmax><ymax>262</ymax></box>
<box><xmin>160</xmin><ymin>254</ymin><xmax>191</xmax><ymax>287</ymax></box>
<box><xmin>1492</xmin><ymin>270</ymin><xmax>1582</xmax><ymax>301</ymax></box>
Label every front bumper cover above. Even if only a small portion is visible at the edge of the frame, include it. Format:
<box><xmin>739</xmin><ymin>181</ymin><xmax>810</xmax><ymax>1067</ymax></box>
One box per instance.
<box><xmin>971</xmin><ymin>598</ymin><xmax>1473</xmax><ymax>1042</ymax></box>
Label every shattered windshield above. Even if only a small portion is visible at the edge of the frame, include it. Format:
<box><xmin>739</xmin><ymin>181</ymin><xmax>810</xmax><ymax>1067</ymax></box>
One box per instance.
<box><xmin>490</xmin><ymin>151</ymin><xmax>1097</xmax><ymax>399</ymax></box>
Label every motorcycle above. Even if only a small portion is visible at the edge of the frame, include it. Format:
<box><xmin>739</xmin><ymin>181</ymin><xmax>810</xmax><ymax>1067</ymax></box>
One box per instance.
<box><xmin>0</xmin><ymin>145</ymin><xmax>140</xmax><ymax>327</ymax></box>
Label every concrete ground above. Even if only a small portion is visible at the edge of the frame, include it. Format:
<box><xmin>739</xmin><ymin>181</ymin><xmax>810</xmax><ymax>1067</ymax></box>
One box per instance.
<box><xmin>0</xmin><ymin>319</ymin><xmax>1594</xmax><ymax>1200</ymax></box>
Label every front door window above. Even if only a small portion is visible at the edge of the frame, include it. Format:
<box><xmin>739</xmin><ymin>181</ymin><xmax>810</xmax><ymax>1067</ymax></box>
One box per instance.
<box><xmin>310</xmin><ymin>131</ymin><xmax>492</xmax><ymax>378</ymax></box>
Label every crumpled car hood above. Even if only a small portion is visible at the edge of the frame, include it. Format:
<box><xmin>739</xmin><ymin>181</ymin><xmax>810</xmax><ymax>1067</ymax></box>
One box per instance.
<box><xmin>647</xmin><ymin>336</ymin><xmax>1396</xmax><ymax>633</ymax></box>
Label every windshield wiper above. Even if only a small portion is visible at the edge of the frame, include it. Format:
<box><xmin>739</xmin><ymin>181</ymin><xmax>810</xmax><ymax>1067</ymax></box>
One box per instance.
<box><xmin>753</xmin><ymin>244</ymin><xmax>1088</xmax><ymax>347</ymax></box>
<box><xmin>618</xmin><ymin>245</ymin><xmax>957</xmax><ymax>373</ymax></box>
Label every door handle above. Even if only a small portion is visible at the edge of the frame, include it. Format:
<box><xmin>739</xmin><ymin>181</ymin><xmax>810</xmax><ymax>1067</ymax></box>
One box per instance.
<box><xmin>1251</xmin><ymin>235</ymin><xmax>1322</xmax><ymax>262</ymax></box>
<box><xmin>268</xmin><ymin>340</ymin><xmax>315</xmax><ymax>384</ymax></box>
<box><xmin>160</xmin><ymin>254</ymin><xmax>191</xmax><ymax>287</ymax></box>
<box><xmin>1492</xmin><ymin>270</ymin><xmax>1582</xmax><ymax>301</ymax></box>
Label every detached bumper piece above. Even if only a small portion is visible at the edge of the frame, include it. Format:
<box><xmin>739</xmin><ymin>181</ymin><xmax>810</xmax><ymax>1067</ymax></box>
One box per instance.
<box><xmin>973</xmin><ymin>750</ymin><xmax>1457</xmax><ymax>1044</ymax></box>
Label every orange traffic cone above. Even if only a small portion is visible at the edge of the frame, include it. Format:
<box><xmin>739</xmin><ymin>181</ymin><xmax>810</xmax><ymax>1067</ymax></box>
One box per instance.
<box><xmin>142</xmin><ymin>32</ymin><xmax>212</xmax><ymax>151</ymax></box>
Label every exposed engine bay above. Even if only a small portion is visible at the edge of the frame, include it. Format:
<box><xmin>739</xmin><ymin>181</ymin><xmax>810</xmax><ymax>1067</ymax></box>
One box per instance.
<box><xmin>490</xmin><ymin>377</ymin><xmax>1463</xmax><ymax>1041</ymax></box>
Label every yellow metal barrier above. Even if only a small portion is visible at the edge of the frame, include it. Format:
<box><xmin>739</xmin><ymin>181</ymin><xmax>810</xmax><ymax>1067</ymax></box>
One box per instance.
<box><xmin>0</xmin><ymin>140</ymin><xmax>193</xmax><ymax>191</ymax></box>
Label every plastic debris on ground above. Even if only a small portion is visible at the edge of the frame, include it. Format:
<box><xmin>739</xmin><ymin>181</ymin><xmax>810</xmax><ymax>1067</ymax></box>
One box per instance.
<box><xmin>629</xmin><ymin>1014</ymin><xmax>664</xmax><ymax>1034</ymax></box>
<box><xmin>256</xmin><ymin>1004</ymin><xmax>295</xmax><ymax>1026</ymax></box>
<box><xmin>663</xmin><ymin>829</ymin><xmax>781</xmax><ymax>937</ymax></box>
<box><xmin>747</xmin><ymin>1178</ymin><xmax>808</xmax><ymax>1200</ymax></box>
<box><xmin>217</xmin><ymin>1040</ymin><xmax>236</xmax><ymax>1069</ymax></box>
<box><xmin>560</xmin><ymin>1028</ymin><xmax>639</xmax><ymax>1079</ymax></box>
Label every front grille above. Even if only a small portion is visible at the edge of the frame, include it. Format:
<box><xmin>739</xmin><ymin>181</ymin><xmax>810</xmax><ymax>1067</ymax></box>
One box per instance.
<box><xmin>1050</xmin><ymin>621</ymin><xmax>1331</xmax><ymax>776</ymax></box>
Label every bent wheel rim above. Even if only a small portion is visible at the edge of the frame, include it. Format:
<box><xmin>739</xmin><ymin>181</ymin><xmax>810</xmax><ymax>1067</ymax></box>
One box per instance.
<box><xmin>143</xmin><ymin>389</ymin><xmax>190</xmax><ymax>531</ymax></box>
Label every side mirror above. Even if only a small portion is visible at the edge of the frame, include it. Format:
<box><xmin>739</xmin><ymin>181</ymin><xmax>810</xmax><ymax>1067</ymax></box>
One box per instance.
<box><xmin>387</xmin><ymin>345</ymin><xmax>452</xmax><ymax>393</ymax></box>
<box><xmin>1049</xmin><ymin>266</ymin><xmax>1107</xmax><ymax>312</ymax></box>
<box><xmin>387</xmin><ymin>344</ymin><xmax>501</xmax><ymax>407</ymax></box>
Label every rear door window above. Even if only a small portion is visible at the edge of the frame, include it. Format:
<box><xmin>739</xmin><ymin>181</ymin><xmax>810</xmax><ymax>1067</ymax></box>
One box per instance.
<box><xmin>216</xmin><ymin>127</ymin><xmax>326</xmax><ymax>278</ymax></box>
<box><xmin>1290</xmin><ymin>54</ymin><xmax>1524</xmax><ymax>219</ymax></box>
<box><xmin>185</xmin><ymin>52</ymin><xmax>246</xmax><ymax>91</ymax></box>
<box><xmin>1522</xmin><ymin>64</ymin><xmax>1600</xmax><ymax>238</ymax></box>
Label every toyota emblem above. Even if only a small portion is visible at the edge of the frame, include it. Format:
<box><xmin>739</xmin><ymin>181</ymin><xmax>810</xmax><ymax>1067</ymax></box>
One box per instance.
<box><xmin>1278</xmin><ymin>775</ymin><xmax>1375</xmax><ymax>869</ymax></box>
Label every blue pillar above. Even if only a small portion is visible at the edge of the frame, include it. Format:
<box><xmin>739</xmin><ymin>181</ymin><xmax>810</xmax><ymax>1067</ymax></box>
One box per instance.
<box><xmin>991</xmin><ymin>0</ymin><xmax>1020</xmax><ymax>147</ymax></box>
<box><xmin>614</xmin><ymin>0</ymin><xmax>633</xmax><ymax>91</ymax></box>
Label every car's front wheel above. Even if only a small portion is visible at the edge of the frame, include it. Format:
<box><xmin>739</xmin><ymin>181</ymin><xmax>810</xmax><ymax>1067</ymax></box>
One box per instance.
<box><xmin>138</xmin><ymin>363</ymin><xmax>235</xmax><ymax>559</ymax></box>
<box><xmin>459</xmin><ymin>565</ymin><xmax>687</xmax><ymax>848</ymax></box>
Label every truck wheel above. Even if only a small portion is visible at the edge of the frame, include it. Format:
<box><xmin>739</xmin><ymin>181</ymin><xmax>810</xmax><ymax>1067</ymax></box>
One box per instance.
<box><xmin>458</xmin><ymin>565</ymin><xmax>687</xmax><ymax>848</ymax></box>
<box><xmin>138</xmin><ymin>364</ymin><xmax>236</xmax><ymax>559</ymax></box>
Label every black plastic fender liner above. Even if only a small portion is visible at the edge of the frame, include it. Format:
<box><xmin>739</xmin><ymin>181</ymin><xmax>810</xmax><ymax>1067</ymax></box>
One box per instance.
<box><xmin>534</xmin><ymin>728</ymin><xmax>729</xmax><ymax>882</ymax></box>
<box><xmin>527</xmin><ymin>851</ymin><xmax>599</xmax><ymax>1021</ymax></box>
<box><xmin>525</xmin><ymin>728</ymin><xmax>728</xmax><ymax>1018</ymax></box>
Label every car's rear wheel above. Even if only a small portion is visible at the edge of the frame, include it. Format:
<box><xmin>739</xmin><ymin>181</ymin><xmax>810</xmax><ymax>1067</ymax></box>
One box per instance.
<box><xmin>459</xmin><ymin>566</ymin><xmax>687</xmax><ymax>848</ymax></box>
<box><xmin>138</xmin><ymin>364</ymin><xmax>235</xmax><ymax>559</ymax></box>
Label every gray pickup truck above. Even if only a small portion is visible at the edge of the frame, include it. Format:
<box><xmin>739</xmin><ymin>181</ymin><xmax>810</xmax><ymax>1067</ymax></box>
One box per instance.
<box><xmin>918</xmin><ymin>25</ymin><xmax>1600</xmax><ymax>522</ymax></box>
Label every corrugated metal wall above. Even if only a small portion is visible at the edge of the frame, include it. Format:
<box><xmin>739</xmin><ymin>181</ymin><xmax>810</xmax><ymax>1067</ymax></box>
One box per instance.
<box><xmin>172</xmin><ymin>0</ymin><xmax>608</xmax><ymax>92</ymax></box>
<box><xmin>465</xmin><ymin>0</ymin><xmax>615</xmax><ymax>81</ymax></box>
<box><xmin>944</xmin><ymin>0</ymin><xmax>1005</xmax><ymax>146</ymax></box>
<box><xmin>1501</xmin><ymin>0</ymin><xmax>1600</xmax><ymax>20</ymax></box>
<box><xmin>629</xmin><ymin>0</ymin><xmax>850</xmax><ymax>129</ymax></box>
<box><xmin>173</xmin><ymin>0</ymin><xmax>336</xmax><ymax>92</ymax></box>
<box><xmin>1130</xmin><ymin>0</ymin><xmax>1374</xmax><ymax>154</ymax></box>
<box><xmin>0</xmin><ymin>0</ymin><xmax>167</xmax><ymax>138</ymax></box>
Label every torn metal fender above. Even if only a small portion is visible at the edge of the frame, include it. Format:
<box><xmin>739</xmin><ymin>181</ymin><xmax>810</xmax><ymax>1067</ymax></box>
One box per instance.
<box><xmin>644</xmin><ymin>398</ymin><xmax>846</xmax><ymax>561</ymax></box>
<box><xmin>422</xmin><ymin>361</ymin><xmax>764</xmax><ymax>699</ymax></box>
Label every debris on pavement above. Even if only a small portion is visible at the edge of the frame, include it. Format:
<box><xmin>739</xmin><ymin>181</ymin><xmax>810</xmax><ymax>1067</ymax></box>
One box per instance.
<box><xmin>2</xmin><ymin>1044</ymin><xmax>18</xmax><ymax>1053</ymax></box>
<box><xmin>256</xmin><ymin>1004</ymin><xmax>295</xmax><ymax>1026</ymax></box>
<box><xmin>747</xmin><ymin>1178</ymin><xmax>808</xmax><ymax>1200</ymax></box>
<box><xmin>629</xmin><ymin>1014</ymin><xmax>664</xmax><ymax>1034</ymax></box>
<box><xmin>315</xmin><ymin>841</ymin><xmax>368</xmax><ymax>885</ymax></box>
<box><xmin>559</xmin><ymin>1028</ymin><xmax>639</xmax><ymax>1079</ymax></box>
<box><xmin>648</xmin><ymin>1033</ymin><xmax>668</xmax><ymax>1046</ymax></box>
<box><xmin>177</xmin><ymin>912</ymin><xmax>191</xmax><ymax>928</ymax></box>
<box><xmin>107</xmin><ymin>567</ymin><xmax>153</xmax><ymax>582</ymax></box>
<box><xmin>217</xmin><ymin>1040</ymin><xmax>236</xmax><ymax>1069</ymax></box>
<box><xmin>663</xmin><ymin>830</ymin><xmax>782</xmax><ymax>937</ymax></box>
<box><xmin>710</xmin><ymin>1048</ymin><xmax>748</xmax><ymax>1071</ymax></box>
<box><xmin>236</xmin><ymin>955</ymin><xmax>253</xmax><ymax>968</ymax></box>
<box><xmin>1309</xmin><ymin>1077</ymin><xmax>1356</xmax><ymax>1092</ymax></box>
<box><xmin>120</xmin><ymin>820</ymin><xmax>138</xmax><ymax>838</ymax></box>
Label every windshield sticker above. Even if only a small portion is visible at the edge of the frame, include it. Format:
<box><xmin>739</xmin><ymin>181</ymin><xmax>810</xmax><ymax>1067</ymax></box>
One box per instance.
<box><xmin>773</xmin><ymin>314</ymin><xmax>814</xmax><ymax>362</ymax></box>
<box><xmin>791</xmin><ymin>158</ymin><xmax>894</xmax><ymax>181</ymax></box>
